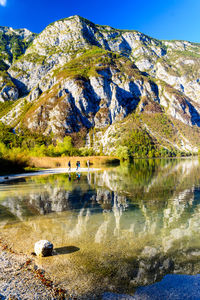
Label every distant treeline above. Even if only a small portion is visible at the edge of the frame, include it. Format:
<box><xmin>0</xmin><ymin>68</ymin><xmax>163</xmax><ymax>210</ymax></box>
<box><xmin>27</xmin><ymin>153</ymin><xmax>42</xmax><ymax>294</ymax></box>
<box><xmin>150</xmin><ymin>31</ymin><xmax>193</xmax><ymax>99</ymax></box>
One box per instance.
<box><xmin>0</xmin><ymin>121</ymin><xmax>194</xmax><ymax>175</ymax></box>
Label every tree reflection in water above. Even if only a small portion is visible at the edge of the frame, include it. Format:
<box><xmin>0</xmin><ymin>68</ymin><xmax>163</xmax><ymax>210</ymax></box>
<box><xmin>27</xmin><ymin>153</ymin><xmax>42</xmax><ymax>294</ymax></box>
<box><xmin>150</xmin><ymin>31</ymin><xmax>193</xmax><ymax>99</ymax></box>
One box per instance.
<box><xmin>1</xmin><ymin>158</ymin><xmax>200</xmax><ymax>296</ymax></box>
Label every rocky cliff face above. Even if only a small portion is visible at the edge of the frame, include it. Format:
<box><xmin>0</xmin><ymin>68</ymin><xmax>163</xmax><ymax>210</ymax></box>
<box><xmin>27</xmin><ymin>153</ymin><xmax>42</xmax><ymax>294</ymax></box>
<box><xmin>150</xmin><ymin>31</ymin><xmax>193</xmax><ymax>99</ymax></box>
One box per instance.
<box><xmin>1</xmin><ymin>15</ymin><xmax>200</xmax><ymax>153</ymax></box>
<box><xmin>0</xmin><ymin>26</ymin><xmax>35</xmax><ymax>68</ymax></box>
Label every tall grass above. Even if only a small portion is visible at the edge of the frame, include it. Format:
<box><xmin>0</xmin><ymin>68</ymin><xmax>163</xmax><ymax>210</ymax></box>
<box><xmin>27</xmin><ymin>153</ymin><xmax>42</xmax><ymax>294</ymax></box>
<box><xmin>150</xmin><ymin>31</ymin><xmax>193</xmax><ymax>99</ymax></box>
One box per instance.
<box><xmin>0</xmin><ymin>143</ymin><xmax>28</xmax><ymax>175</ymax></box>
<box><xmin>29</xmin><ymin>156</ymin><xmax>119</xmax><ymax>169</ymax></box>
<box><xmin>0</xmin><ymin>140</ymin><xmax>119</xmax><ymax>174</ymax></box>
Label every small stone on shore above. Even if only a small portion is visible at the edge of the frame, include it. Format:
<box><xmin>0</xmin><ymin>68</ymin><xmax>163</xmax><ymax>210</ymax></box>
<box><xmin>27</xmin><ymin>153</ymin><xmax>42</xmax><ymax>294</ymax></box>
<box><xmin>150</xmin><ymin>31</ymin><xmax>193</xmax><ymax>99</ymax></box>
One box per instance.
<box><xmin>34</xmin><ymin>240</ymin><xmax>53</xmax><ymax>257</ymax></box>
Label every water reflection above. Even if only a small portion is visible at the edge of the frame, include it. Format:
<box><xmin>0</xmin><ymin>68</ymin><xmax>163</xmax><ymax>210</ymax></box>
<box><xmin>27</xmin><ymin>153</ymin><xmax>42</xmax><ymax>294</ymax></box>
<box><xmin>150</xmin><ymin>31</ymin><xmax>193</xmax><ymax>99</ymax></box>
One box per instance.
<box><xmin>1</xmin><ymin>158</ymin><xmax>200</xmax><ymax>296</ymax></box>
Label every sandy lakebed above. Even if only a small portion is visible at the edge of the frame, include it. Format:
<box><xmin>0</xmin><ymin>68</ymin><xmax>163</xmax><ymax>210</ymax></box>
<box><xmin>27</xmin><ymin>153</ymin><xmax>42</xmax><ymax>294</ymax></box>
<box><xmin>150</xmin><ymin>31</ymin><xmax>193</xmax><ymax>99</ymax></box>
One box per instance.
<box><xmin>0</xmin><ymin>168</ymin><xmax>102</xmax><ymax>299</ymax></box>
<box><xmin>2</xmin><ymin>164</ymin><xmax>200</xmax><ymax>299</ymax></box>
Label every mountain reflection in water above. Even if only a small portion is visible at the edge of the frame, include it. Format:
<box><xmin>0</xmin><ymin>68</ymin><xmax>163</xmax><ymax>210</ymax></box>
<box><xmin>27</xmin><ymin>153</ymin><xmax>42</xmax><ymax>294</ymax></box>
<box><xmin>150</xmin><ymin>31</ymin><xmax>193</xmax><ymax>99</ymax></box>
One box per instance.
<box><xmin>1</xmin><ymin>158</ymin><xmax>200</xmax><ymax>297</ymax></box>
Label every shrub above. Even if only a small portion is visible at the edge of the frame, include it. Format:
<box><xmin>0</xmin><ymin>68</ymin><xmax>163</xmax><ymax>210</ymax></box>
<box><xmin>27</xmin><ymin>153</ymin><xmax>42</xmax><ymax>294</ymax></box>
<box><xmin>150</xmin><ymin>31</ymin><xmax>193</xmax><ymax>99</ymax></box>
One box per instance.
<box><xmin>122</xmin><ymin>129</ymin><xmax>155</xmax><ymax>158</ymax></box>
<box><xmin>79</xmin><ymin>147</ymin><xmax>94</xmax><ymax>156</ymax></box>
<box><xmin>116</xmin><ymin>145</ymin><xmax>130</xmax><ymax>160</ymax></box>
<box><xmin>56</xmin><ymin>136</ymin><xmax>75</xmax><ymax>156</ymax></box>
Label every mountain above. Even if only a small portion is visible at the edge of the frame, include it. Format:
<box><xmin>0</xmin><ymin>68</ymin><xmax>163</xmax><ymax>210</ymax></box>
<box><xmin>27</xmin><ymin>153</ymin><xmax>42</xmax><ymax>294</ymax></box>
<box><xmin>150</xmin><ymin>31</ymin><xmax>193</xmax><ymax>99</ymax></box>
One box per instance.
<box><xmin>1</xmin><ymin>15</ymin><xmax>200</xmax><ymax>155</ymax></box>
<box><xmin>0</xmin><ymin>26</ymin><xmax>36</xmax><ymax>69</ymax></box>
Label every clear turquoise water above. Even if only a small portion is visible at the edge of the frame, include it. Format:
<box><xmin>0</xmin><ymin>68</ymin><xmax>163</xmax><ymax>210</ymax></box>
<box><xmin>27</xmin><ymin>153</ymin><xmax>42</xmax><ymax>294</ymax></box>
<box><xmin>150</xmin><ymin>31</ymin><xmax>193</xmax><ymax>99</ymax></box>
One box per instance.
<box><xmin>1</xmin><ymin>158</ymin><xmax>200</xmax><ymax>296</ymax></box>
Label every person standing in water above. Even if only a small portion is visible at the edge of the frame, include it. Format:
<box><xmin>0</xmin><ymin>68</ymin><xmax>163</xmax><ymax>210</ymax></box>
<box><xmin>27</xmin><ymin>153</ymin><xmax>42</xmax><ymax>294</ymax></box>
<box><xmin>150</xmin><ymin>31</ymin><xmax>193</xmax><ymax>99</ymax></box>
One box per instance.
<box><xmin>68</xmin><ymin>160</ymin><xmax>71</xmax><ymax>172</ymax></box>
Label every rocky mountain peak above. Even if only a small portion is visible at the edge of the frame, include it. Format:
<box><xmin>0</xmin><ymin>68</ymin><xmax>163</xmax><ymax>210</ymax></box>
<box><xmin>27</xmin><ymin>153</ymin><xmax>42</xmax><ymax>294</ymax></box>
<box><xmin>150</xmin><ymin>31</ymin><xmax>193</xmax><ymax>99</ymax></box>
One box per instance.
<box><xmin>0</xmin><ymin>25</ymin><xmax>35</xmax><ymax>43</ymax></box>
<box><xmin>1</xmin><ymin>16</ymin><xmax>200</xmax><ymax>154</ymax></box>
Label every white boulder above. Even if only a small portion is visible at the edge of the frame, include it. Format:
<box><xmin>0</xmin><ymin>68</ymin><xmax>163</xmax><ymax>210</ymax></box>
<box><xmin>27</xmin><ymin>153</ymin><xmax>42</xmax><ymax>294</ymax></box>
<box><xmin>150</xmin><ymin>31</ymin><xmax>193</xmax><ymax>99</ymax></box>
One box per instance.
<box><xmin>34</xmin><ymin>240</ymin><xmax>53</xmax><ymax>257</ymax></box>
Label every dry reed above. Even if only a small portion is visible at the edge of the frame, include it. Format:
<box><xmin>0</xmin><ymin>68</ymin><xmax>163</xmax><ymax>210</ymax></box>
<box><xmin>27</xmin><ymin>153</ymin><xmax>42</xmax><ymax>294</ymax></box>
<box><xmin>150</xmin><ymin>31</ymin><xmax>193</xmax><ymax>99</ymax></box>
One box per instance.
<box><xmin>29</xmin><ymin>156</ymin><xmax>119</xmax><ymax>169</ymax></box>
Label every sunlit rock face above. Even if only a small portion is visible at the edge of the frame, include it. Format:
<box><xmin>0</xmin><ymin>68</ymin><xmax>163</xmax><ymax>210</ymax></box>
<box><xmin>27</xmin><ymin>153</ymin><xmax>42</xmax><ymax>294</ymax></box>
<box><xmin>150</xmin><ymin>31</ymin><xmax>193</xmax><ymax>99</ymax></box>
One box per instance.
<box><xmin>1</xmin><ymin>16</ymin><xmax>200</xmax><ymax>151</ymax></box>
<box><xmin>0</xmin><ymin>26</ymin><xmax>35</xmax><ymax>68</ymax></box>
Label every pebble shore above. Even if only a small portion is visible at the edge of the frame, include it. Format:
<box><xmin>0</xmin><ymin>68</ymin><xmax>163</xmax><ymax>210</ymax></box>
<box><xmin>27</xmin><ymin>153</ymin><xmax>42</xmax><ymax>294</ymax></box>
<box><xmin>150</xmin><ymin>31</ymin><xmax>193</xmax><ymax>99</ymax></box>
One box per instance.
<box><xmin>0</xmin><ymin>245</ymin><xmax>68</xmax><ymax>299</ymax></box>
<box><xmin>0</xmin><ymin>168</ymin><xmax>100</xmax><ymax>299</ymax></box>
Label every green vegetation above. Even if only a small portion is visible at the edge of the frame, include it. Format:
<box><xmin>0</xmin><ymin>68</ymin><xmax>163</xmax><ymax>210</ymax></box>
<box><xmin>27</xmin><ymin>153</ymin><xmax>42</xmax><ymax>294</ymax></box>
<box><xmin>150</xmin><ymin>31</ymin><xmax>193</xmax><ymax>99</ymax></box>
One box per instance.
<box><xmin>0</xmin><ymin>59</ymin><xmax>9</xmax><ymax>71</ymax></box>
<box><xmin>0</xmin><ymin>122</ymin><xmax>52</xmax><ymax>168</ymax></box>
<box><xmin>172</xmin><ymin>118</ymin><xmax>200</xmax><ymax>149</ymax></box>
<box><xmin>112</xmin><ymin>115</ymin><xmax>153</xmax><ymax>159</ymax></box>
<box><xmin>0</xmin><ymin>142</ymin><xmax>28</xmax><ymax>175</ymax></box>
<box><xmin>111</xmin><ymin>157</ymin><xmax>200</xmax><ymax>204</ymax></box>
<box><xmin>54</xmin><ymin>46</ymin><xmax>143</xmax><ymax>81</ymax></box>
<box><xmin>141</xmin><ymin>113</ymin><xmax>177</xmax><ymax>141</ymax></box>
<box><xmin>0</xmin><ymin>30</ymin><xmax>35</xmax><ymax>72</ymax></box>
<box><xmin>0</xmin><ymin>71</ymin><xmax>15</xmax><ymax>93</ymax></box>
<box><xmin>174</xmin><ymin>50</ymin><xmax>200</xmax><ymax>59</ymax></box>
<box><xmin>19</xmin><ymin>53</ymin><xmax>46</xmax><ymax>65</ymax></box>
<box><xmin>110</xmin><ymin>114</ymin><xmax>193</xmax><ymax>160</ymax></box>
<box><xmin>0</xmin><ymin>32</ymin><xmax>32</xmax><ymax>64</ymax></box>
<box><xmin>55</xmin><ymin>47</ymin><xmax>118</xmax><ymax>80</ymax></box>
<box><xmin>10</xmin><ymin>35</ymin><xmax>26</xmax><ymax>60</ymax></box>
<box><xmin>0</xmin><ymin>110</ymin><xmax>196</xmax><ymax>174</ymax></box>
<box><xmin>121</xmin><ymin>128</ymin><xmax>155</xmax><ymax>158</ymax></box>
<box><xmin>0</xmin><ymin>70</ymin><xmax>11</xmax><ymax>82</ymax></box>
<box><xmin>166</xmin><ymin>48</ymin><xmax>200</xmax><ymax>80</ymax></box>
<box><xmin>116</xmin><ymin>145</ymin><xmax>129</xmax><ymax>160</ymax></box>
<box><xmin>0</xmin><ymin>122</ymin><xmax>95</xmax><ymax>174</ymax></box>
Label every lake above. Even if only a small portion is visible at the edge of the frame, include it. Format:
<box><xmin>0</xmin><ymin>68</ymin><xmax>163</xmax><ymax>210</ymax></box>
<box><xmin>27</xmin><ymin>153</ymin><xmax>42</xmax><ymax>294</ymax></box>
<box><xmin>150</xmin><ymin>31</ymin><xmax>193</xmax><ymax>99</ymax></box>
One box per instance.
<box><xmin>1</xmin><ymin>158</ymin><xmax>200</xmax><ymax>298</ymax></box>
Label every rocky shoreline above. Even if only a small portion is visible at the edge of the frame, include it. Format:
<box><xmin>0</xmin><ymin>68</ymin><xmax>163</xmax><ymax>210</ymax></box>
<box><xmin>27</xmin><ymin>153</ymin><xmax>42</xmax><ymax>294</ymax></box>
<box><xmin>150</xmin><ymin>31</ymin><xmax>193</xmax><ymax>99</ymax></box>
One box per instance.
<box><xmin>0</xmin><ymin>242</ymin><xmax>69</xmax><ymax>300</ymax></box>
<box><xmin>0</xmin><ymin>242</ymin><xmax>125</xmax><ymax>300</ymax></box>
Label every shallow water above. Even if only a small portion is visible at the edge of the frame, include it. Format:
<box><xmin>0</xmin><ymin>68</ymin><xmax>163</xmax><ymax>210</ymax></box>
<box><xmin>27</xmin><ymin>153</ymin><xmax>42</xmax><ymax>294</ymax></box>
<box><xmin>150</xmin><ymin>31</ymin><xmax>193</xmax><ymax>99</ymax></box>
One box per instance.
<box><xmin>1</xmin><ymin>158</ymin><xmax>200</xmax><ymax>297</ymax></box>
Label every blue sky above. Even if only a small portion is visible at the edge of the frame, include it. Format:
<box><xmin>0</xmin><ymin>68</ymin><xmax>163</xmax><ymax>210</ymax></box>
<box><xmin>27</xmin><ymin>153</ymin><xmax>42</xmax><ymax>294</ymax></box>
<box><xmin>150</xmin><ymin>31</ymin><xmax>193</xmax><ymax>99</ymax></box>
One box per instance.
<box><xmin>0</xmin><ymin>0</ymin><xmax>199</xmax><ymax>42</ymax></box>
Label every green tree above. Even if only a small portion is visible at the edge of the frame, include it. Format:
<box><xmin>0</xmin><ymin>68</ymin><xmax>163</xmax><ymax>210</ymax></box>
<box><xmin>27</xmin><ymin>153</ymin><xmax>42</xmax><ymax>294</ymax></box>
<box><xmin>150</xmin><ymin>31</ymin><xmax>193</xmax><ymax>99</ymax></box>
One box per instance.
<box><xmin>116</xmin><ymin>145</ymin><xmax>130</xmax><ymax>160</ymax></box>
<box><xmin>56</xmin><ymin>136</ymin><xmax>74</xmax><ymax>156</ymax></box>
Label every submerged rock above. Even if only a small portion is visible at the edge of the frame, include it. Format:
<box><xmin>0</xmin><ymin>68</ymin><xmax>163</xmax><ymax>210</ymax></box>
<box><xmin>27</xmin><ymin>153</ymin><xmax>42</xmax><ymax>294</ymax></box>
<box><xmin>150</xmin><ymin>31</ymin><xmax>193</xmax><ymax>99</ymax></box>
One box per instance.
<box><xmin>34</xmin><ymin>240</ymin><xmax>53</xmax><ymax>257</ymax></box>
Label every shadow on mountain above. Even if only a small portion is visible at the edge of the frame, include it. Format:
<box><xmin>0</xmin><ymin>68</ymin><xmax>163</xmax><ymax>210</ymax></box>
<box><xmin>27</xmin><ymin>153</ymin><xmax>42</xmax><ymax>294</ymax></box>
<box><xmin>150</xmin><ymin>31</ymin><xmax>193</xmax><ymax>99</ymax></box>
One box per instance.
<box><xmin>12</xmin><ymin>78</ymin><xmax>29</xmax><ymax>96</ymax></box>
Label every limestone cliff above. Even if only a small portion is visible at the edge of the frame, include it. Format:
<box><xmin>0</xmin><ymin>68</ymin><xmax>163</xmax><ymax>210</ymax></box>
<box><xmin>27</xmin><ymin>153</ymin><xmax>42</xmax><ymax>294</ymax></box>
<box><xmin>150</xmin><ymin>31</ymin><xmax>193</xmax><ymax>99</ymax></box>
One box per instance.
<box><xmin>1</xmin><ymin>15</ymin><xmax>200</xmax><ymax>153</ymax></box>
